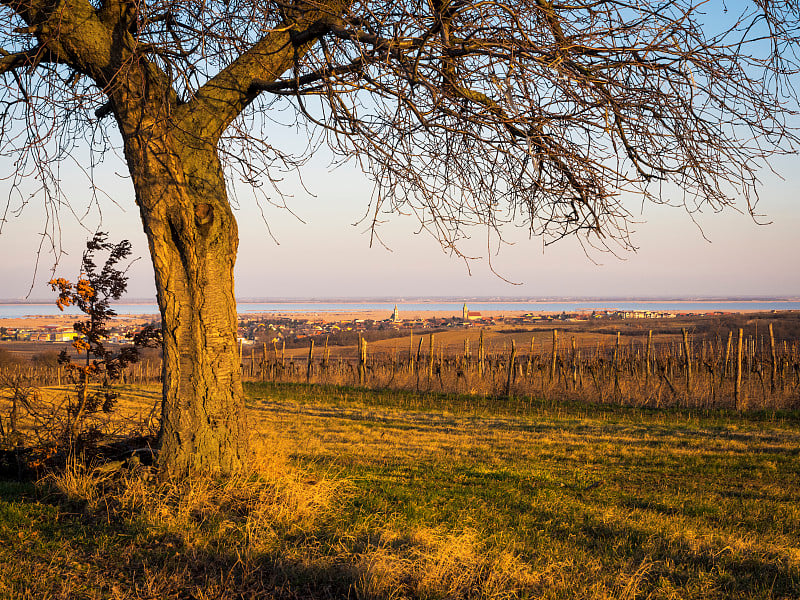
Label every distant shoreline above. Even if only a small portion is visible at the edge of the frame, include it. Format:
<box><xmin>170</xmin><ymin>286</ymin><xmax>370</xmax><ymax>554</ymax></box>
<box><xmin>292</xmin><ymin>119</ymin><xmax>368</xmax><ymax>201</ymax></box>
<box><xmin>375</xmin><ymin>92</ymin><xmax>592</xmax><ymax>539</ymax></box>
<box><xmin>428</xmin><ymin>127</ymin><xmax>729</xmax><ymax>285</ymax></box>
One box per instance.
<box><xmin>2</xmin><ymin>297</ymin><xmax>799</xmax><ymax>306</ymax></box>
<box><xmin>1</xmin><ymin>306</ymin><xmax>797</xmax><ymax>330</ymax></box>
<box><xmin>1</xmin><ymin>299</ymin><xmax>798</xmax><ymax>325</ymax></box>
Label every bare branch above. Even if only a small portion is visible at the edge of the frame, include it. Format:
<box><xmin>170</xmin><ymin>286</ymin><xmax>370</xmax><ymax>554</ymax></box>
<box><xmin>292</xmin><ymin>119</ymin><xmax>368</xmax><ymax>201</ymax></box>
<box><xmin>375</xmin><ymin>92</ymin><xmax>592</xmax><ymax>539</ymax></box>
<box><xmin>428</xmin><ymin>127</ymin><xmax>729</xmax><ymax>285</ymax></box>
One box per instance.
<box><xmin>251</xmin><ymin>57</ymin><xmax>365</xmax><ymax>94</ymax></box>
<box><xmin>175</xmin><ymin>1</ymin><xmax>351</xmax><ymax>144</ymax></box>
<box><xmin>1</xmin><ymin>0</ymin><xmax>799</xmax><ymax>259</ymax></box>
<box><xmin>0</xmin><ymin>45</ymin><xmax>38</xmax><ymax>74</ymax></box>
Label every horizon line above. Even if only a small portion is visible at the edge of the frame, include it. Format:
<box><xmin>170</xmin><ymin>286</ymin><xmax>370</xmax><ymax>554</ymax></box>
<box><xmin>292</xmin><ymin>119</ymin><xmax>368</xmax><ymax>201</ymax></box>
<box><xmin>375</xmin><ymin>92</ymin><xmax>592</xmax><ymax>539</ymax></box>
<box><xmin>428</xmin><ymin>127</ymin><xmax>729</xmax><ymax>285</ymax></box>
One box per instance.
<box><xmin>2</xmin><ymin>295</ymin><xmax>800</xmax><ymax>304</ymax></box>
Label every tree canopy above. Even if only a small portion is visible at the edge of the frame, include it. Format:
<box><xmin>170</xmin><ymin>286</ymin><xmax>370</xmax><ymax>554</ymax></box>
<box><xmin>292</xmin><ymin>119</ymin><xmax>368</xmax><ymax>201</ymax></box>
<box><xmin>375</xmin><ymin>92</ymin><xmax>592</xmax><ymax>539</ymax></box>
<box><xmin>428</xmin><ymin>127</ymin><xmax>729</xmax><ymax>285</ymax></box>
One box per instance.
<box><xmin>2</xmin><ymin>0</ymin><xmax>798</xmax><ymax>253</ymax></box>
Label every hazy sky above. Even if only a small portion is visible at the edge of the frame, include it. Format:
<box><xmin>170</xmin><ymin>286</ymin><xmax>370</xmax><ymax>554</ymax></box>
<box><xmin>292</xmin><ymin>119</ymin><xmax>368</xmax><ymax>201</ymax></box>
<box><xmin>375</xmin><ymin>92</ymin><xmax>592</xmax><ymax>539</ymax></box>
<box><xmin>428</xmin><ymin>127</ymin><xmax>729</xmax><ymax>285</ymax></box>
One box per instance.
<box><xmin>0</xmin><ymin>142</ymin><xmax>797</xmax><ymax>301</ymax></box>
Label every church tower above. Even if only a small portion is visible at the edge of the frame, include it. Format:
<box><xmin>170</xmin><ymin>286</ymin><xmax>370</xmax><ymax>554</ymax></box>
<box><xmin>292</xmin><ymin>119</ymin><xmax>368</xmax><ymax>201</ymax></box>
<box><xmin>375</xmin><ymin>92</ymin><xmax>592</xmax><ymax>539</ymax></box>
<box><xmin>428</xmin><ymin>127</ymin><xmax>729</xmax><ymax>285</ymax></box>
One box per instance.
<box><xmin>392</xmin><ymin>304</ymin><xmax>400</xmax><ymax>322</ymax></box>
<box><xmin>462</xmin><ymin>303</ymin><xmax>469</xmax><ymax>321</ymax></box>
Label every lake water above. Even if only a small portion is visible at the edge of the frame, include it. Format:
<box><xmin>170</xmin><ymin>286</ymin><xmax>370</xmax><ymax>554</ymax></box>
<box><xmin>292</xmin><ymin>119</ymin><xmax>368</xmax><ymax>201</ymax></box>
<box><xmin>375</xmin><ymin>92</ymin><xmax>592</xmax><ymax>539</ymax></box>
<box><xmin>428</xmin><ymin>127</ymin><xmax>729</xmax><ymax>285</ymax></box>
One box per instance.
<box><xmin>0</xmin><ymin>300</ymin><xmax>798</xmax><ymax>319</ymax></box>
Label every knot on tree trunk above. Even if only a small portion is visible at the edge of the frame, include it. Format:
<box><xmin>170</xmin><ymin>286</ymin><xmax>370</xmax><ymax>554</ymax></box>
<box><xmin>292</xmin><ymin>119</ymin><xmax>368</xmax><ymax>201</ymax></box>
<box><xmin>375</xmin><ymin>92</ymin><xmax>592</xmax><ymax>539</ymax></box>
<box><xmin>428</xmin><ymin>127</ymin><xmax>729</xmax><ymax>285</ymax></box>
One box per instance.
<box><xmin>194</xmin><ymin>203</ymin><xmax>214</xmax><ymax>228</ymax></box>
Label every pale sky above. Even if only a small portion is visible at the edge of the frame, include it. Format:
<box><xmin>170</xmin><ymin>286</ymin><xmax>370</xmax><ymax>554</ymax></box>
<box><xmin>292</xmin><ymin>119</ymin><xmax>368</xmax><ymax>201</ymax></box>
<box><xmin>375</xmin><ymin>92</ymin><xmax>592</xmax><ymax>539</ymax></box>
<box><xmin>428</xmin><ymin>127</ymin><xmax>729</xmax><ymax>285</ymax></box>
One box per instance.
<box><xmin>0</xmin><ymin>2</ymin><xmax>798</xmax><ymax>302</ymax></box>
<box><xmin>0</xmin><ymin>144</ymin><xmax>797</xmax><ymax>301</ymax></box>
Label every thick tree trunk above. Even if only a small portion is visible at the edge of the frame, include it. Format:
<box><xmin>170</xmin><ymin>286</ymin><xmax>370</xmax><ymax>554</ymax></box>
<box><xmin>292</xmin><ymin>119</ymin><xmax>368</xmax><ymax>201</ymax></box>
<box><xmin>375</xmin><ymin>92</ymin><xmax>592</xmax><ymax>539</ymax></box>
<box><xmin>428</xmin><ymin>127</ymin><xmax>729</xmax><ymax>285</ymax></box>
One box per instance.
<box><xmin>123</xmin><ymin>129</ymin><xmax>248</xmax><ymax>477</ymax></box>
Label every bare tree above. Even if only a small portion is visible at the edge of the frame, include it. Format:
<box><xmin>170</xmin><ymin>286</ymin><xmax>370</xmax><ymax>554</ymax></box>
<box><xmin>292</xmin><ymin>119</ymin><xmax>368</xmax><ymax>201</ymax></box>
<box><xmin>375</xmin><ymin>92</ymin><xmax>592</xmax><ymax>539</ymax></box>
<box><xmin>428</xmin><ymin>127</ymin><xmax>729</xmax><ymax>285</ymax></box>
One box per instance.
<box><xmin>1</xmin><ymin>0</ymin><xmax>798</xmax><ymax>475</ymax></box>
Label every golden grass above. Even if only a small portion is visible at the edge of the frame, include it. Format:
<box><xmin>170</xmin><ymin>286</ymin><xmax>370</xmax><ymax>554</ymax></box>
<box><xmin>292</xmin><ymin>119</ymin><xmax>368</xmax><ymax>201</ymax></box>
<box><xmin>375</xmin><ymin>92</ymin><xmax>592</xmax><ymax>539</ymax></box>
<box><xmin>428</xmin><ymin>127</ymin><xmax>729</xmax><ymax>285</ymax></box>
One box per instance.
<box><xmin>2</xmin><ymin>383</ymin><xmax>798</xmax><ymax>598</ymax></box>
<box><xmin>42</xmin><ymin>432</ymin><xmax>339</xmax><ymax>553</ymax></box>
<box><xmin>247</xmin><ymin>384</ymin><xmax>800</xmax><ymax>598</ymax></box>
<box><xmin>351</xmin><ymin>526</ymin><xmax>537</xmax><ymax>600</ymax></box>
<box><xmin>22</xmin><ymin>394</ymin><xmax>536</xmax><ymax>599</ymax></box>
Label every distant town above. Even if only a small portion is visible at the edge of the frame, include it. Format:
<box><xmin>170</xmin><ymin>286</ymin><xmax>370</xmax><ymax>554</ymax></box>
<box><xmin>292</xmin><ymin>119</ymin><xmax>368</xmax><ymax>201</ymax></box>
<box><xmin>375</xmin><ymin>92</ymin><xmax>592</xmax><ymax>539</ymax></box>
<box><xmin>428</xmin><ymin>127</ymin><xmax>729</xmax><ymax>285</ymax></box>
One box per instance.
<box><xmin>0</xmin><ymin>303</ymin><xmax>690</xmax><ymax>347</ymax></box>
<box><xmin>236</xmin><ymin>305</ymin><xmax>689</xmax><ymax>347</ymax></box>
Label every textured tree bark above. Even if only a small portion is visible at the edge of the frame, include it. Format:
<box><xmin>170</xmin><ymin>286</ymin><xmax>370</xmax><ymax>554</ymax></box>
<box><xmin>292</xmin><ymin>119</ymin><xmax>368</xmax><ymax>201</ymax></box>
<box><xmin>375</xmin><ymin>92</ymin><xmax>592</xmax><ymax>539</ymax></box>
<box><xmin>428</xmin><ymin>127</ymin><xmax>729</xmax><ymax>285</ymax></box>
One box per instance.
<box><xmin>1</xmin><ymin>0</ymin><xmax>349</xmax><ymax>477</ymax></box>
<box><xmin>123</xmin><ymin>128</ymin><xmax>248</xmax><ymax>476</ymax></box>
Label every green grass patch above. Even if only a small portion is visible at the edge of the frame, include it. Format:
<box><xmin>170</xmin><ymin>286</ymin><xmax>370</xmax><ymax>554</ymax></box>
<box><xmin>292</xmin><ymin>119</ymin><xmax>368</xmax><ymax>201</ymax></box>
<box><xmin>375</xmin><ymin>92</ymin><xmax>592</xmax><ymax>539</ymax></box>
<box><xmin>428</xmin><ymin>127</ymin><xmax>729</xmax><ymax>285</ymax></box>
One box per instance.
<box><xmin>248</xmin><ymin>381</ymin><xmax>800</xmax><ymax>599</ymax></box>
<box><xmin>245</xmin><ymin>380</ymin><xmax>800</xmax><ymax>426</ymax></box>
<box><xmin>0</xmin><ymin>382</ymin><xmax>797</xmax><ymax>598</ymax></box>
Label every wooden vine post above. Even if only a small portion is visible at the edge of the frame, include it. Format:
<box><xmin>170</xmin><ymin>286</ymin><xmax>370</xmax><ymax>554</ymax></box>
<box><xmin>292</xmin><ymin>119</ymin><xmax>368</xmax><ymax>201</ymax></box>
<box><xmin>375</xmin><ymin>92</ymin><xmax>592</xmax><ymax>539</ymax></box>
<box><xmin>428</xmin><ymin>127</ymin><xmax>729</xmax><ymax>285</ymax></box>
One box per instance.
<box><xmin>571</xmin><ymin>336</ymin><xmax>577</xmax><ymax>389</ymax></box>
<box><xmin>722</xmin><ymin>331</ymin><xmax>732</xmax><ymax>385</ymax></box>
<box><xmin>506</xmin><ymin>339</ymin><xmax>517</xmax><ymax>397</ymax></box>
<box><xmin>735</xmin><ymin>328</ymin><xmax>744</xmax><ymax>410</ymax></box>
<box><xmin>613</xmin><ymin>332</ymin><xmax>621</xmax><ymax>396</ymax></box>
<box><xmin>769</xmin><ymin>323</ymin><xmax>777</xmax><ymax>395</ymax></box>
<box><xmin>478</xmin><ymin>329</ymin><xmax>485</xmax><ymax>378</ymax></box>
<box><xmin>682</xmin><ymin>328</ymin><xmax>692</xmax><ymax>397</ymax></box>
<box><xmin>358</xmin><ymin>334</ymin><xmax>367</xmax><ymax>386</ymax></box>
<box><xmin>408</xmin><ymin>331</ymin><xmax>414</xmax><ymax>375</ymax></box>
<box><xmin>306</xmin><ymin>338</ymin><xmax>314</xmax><ymax>383</ymax></box>
<box><xmin>526</xmin><ymin>335</ymin><xmax>535</xmax><ymax>378</ymax></box>
<box><xmin>644</xmin><ymin>330</ymin><xmax>652</xmax><ymax>392</ymax></box>
<box><xmin>428</xmin><ymin>334</ymin><xmax>435</xmax><ymax>382</ymax></box>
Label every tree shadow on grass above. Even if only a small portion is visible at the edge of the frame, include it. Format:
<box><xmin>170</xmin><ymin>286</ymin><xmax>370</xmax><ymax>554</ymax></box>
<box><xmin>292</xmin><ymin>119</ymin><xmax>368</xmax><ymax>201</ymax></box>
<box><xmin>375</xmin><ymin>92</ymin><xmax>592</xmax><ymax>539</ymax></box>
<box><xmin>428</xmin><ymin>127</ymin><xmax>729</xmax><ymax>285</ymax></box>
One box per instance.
<box><xmin>0</xmin><ymin>470</ymin><xmax>541</xmax><ymax>600</ymax></box>
<box><xmin>0</xmin><ymin>478</ymin><xmax>366</xmax><ymax>599</ymax></box>
<box><xmin>569</xmin><ymin>508</ymin><xmax>800</xmax><ymax>598</ymax></box>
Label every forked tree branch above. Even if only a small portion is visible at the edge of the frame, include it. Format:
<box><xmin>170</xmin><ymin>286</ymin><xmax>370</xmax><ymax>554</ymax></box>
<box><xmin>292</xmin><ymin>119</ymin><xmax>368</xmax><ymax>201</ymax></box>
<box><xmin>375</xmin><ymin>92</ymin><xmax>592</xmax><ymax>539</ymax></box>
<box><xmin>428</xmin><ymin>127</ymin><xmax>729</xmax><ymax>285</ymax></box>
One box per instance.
<box><xmin>176</xmin><ymin>0</ymin><xmax>352</xmax><ymax>144</ymax></box>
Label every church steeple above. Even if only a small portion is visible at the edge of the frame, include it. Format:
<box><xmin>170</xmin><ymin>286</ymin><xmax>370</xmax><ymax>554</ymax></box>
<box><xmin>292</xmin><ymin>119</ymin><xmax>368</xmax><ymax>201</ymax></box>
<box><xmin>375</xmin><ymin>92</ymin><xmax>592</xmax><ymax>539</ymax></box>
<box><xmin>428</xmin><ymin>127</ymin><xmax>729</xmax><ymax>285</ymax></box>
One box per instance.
<box><xmin>463</xmin><ymin>303</ymin><xmax>468</xmax><ymax>321</ymax></box>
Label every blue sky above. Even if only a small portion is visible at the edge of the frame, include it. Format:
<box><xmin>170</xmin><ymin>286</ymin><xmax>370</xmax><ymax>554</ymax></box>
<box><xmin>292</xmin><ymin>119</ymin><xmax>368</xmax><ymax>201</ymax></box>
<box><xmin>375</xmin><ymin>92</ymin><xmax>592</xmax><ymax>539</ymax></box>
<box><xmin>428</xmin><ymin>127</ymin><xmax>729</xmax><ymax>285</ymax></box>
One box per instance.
<box><xmin>0</xmin><ymin>2</ymin><xmax>798</xmax><ymax>301</ymax></box>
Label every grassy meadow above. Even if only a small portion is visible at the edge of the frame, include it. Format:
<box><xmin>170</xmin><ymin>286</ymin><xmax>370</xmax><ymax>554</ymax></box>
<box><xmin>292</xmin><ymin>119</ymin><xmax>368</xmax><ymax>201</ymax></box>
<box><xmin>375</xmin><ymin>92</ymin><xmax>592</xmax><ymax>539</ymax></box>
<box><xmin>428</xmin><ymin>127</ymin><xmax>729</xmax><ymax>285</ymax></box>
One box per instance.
<box><xmin>0</xmin><ymin>381</ymin><xmax>798</xmax><ymax>598</ymax></box>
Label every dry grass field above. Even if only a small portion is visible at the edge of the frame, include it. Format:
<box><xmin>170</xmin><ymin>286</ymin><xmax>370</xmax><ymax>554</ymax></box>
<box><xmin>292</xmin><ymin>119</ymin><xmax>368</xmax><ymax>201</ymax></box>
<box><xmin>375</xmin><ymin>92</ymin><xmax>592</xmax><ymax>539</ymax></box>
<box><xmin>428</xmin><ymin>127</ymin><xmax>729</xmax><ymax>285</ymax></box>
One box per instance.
<box><xmin>0</xmin><ymin>381</ymin><xmax>798</xmax><ymax>599</ymax></box>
